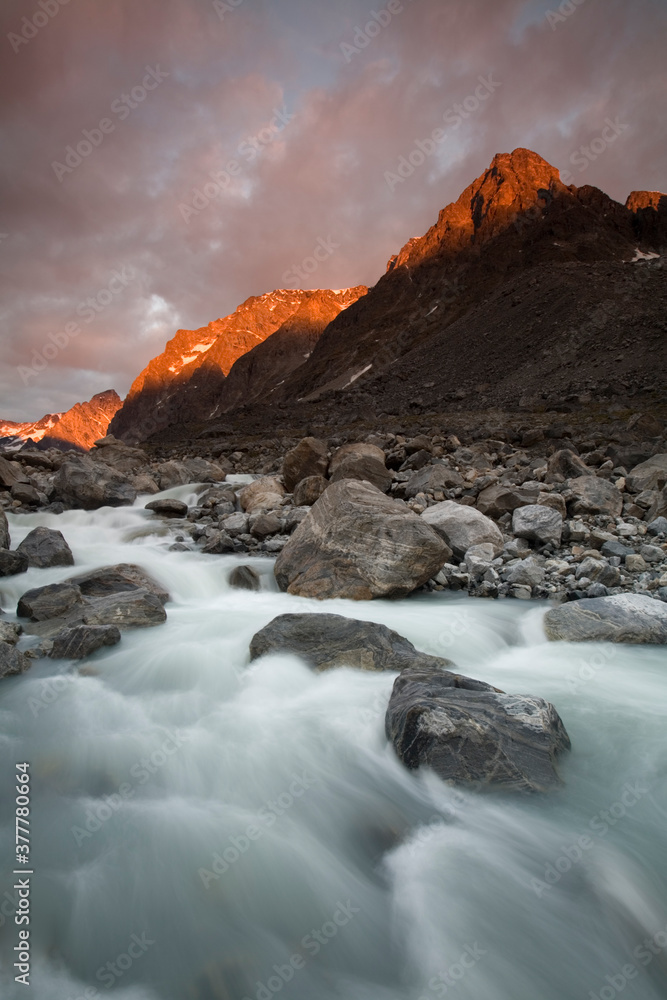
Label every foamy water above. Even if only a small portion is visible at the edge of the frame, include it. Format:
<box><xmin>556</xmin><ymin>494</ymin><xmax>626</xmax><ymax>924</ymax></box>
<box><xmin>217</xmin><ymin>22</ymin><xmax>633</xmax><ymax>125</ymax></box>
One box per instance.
<box><xmin>1</xmin><ymin>491</ymin><xmax>666</xmax><ymax>999</ymax></box>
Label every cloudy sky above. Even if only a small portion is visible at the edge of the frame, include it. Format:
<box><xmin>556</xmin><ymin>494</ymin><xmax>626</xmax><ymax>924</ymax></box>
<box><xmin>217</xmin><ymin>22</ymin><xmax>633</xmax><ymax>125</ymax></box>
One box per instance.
<box><xmin>0</xmin><ymin>0</ymin><xmax>665</xmax><ymax>420</ymax></box>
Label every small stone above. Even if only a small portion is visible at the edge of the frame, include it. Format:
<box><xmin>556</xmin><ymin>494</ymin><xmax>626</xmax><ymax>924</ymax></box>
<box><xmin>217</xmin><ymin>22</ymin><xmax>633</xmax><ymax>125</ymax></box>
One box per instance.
<box><xmin>625</xmin><ymin>554</ymin><xmax>647</xmax><ymax>573</ymax></box>
<box><xmin>601</xmin><ymin>540</ymin><xmax>634</xmax><ymax>559</ymax></box>
<box><xmin>512</xmin><ymin>505</ymin><xmax>563</xmax><ymax>547</ymax></box>
<box><xmin>640</xmin><ymin>544</ymin><xmax>665</xmax><ymax>564</ymax></box>
<box><xmin>647</xmin><ymin>517</ymin><xmax>667</xmax><ymax>536</ymax></box>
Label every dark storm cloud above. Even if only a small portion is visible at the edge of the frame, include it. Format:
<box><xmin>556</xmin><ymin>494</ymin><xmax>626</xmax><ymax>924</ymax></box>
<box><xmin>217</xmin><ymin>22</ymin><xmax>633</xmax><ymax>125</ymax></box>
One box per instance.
<box><xmin>0</xmin><ymin>0</ymin><xmax>665</xmax><ymax>418</ymax></box>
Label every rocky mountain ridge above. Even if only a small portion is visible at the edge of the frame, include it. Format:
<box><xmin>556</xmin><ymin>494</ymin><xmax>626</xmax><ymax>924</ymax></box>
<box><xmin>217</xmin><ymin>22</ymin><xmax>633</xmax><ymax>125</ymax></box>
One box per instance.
<box><xmin>0</xmin><ymin>390</ymin><xmax>122</xmax><ymax>452</ymax></box>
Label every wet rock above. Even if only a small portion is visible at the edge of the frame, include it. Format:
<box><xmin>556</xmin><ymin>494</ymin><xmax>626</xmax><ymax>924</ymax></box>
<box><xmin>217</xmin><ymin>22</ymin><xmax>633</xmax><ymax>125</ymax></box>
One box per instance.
<box><xmin>0</xmin><ymin>621</ymin><xmax>22</xmax><ymax>644</ymax></box>
<box><xmin>82</xmin><ymin>591</ymin><xmax>167</xmax><ymax>629</ymax></box>
<box><xmin>0</xmin><ymin>550</ymin><xmax>28</xmax><ymax>577</ymax></box>
<box><xmin>239</xmin><ymin>477</ymin><xmax>286</xmax><ymax>513</ymax></box>
<box><xmin>283</xmin><ymin>438</ymin><xmax>328</xmax><ymax>492</ymax></box>
<box><xmin>421</xmin><ymin>501</ymin><xmax>503</xmax><ymax>559</ymax></box>
<box><xmin>0</xmin><ymin>641</ymin><xmax>31</xmax><ymax>679</ymax></box>
<box><xmin>385</xmin><ymin>664</ymin><xmax>570</xmax><ymax>792</ymax></box>
<box><xmin>229</xmin><ymin>565</ymin><xmax>261</xmax><ymax>591</ymax></box>
<box><xmin>404</xmin><ymin>464</ymin><xmax>464</xmax><ymax>498</ymax></box>
<box><xmin>544</xmin><ymin>594</ymin><xmax>667</xmax><ymax>643</ymax></box>
<box><xmin>68</xmin><ymin>564</ymin><xmax>169</xmax><ymax>604</ymax></box>
<box><xmin>476</xmin><ymin>483</ymin><xmax>539</xmax><ymax>518</ymax></box>
<box><xmin>17</xmin><ymin>582</ymin><xmax>84</xmax><ymax>621</ymax></box>
<box><xmin>50</xmin><ymin>624</ymin><xmax>121</xmax><ymax>660</ymax></box>
<box><xmin>53</xmin><ymin>455</ymin><xmax>137</xmax><ymax>509</ymax></box>
<box><xmin>627</xmin><ymin>454</ymin><xmax>667</xmax><ymax>493</ymax></box>
<box><xmin>293</xmin><ymin>476</ymin><xmax>329</xmax><ymax>507</ymax></box>
<box><xmin>0</xmin><ymin>509</ymin><xmax>9</xmax><ymax>549</ymax></box>
<box><xmin>568</xmin><ymin>476</ymin><xmax>623</xmax><ymax>517</ymax></box>
<box><xmin>16</xmin><ymin>527</ymin><xmax>74</xmax><ymax>569</ymax></box>
<box><xmin>145</xmin><ymin>498</ymin><xmax>188</xmax><ymax>518</ymax></box>
<box><xmin>275</xmin><ymin>479</ymin><xmax>451</xmax><ymax>600</ymax></box>
<box><xmin>250</xmin><ymin>613</ymin><xmax>458</xmax><ymax>673</ymax></box>
<box><xmin>202</xmin><ymin>530</ymin><xmax>236</xmax><ymax>554</ymax></box>
<box><xmin>512</xmin><ymin>505</ymin><xmax>563</xmax><ymax>547</ymax></box>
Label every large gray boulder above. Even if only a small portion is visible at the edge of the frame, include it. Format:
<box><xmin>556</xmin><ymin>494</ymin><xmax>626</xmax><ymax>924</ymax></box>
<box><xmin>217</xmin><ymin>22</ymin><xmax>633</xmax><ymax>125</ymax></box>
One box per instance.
<box><xmin>0</xmin><ymin>641</ymin><xmax>31</xmax><ymax>680</ymax></box>
<box><xmin>53</xmin><ymin>455</ymin><xmax>137</xmax><ymax>509</ymax></box>
<box><xmin>544</xmin><ymin>594</ymin><xmax>667</xmax><ymax>644</ymax></box>
<box><xmin>0</xmin><ymin>550</ymin><xmax>26</xmax><ymax>579</ymax></box>
<box><xmin>404</xmin><ymin>465</ymin><xmax>464</xmax><ymax>498</ymax></box>
<box><xmin>421</xmin><ymin>501</ymin><xmax>503</xmax><ymax>559</ymax></box>
<box><xmin>274</xmin><ymin>479</ymin><xmax>451</xmax><ymax>600</ymax></box>
<box><xmin>283</xmin><ymin>438</ymin><xmax>328</xmax><ymax>492</ymax></box>
<box><xmin>249</xmin><ymin>613</ymin><xmax>460</xmax><ymax>674</ymax></box>
<box><xmin>67</xmin><ymin>564</ymin><xmax>169</xmax><ymax>604</ymax></box>
<box><xmin>50</xmin><ymin>624</ymin><xmax>121</xmax><ymax>660</ymax></box>
<box><xmin>627</xmin><ymin>454</ymin><xmax>667</xmax><ymax>493</ymax></box>
<box><xmin>17</xmin><ymin>582</ymin><xmax>84</xmax><ymax>621</ymax></box>
<box><xmin>330</xmin><ymin>455</ymin><xmax>393</xmax><ymax>493</ymax></box>
<box><xmin>0</xmin><ymin>509</ymin><xmax>10</xmax><ymax>550</ymax></box>
<box><xmin>329</xmin><ymin>443</ymin><xmax>385</xmax><ymax>473</ymax></box>
<box><xmin>567</xmin><ymin>476</ymin><xmax>623</xmax><ymax>517</ymax></box>
<box><xmin>512</xmin><ymin>505</ymin><xmax>563</xmax><ymax>547</ymax></box>
<box><xmin>385</xmin><ymin>664</ymin><xmax>571</xmax><ymax>792</ymax></box>
<box><xmin>16</xmin><ymin>527</ymin><xmax>74</xmax><ymax>569</ymax></box>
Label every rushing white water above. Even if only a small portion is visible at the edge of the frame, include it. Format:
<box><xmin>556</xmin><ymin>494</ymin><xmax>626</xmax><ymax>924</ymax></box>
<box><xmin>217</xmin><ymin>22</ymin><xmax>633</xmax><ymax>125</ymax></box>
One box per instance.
<box><xmin>1</xmin><ymin>489</ymin><xmax>666</xmax><ymax>1000</ymax></box>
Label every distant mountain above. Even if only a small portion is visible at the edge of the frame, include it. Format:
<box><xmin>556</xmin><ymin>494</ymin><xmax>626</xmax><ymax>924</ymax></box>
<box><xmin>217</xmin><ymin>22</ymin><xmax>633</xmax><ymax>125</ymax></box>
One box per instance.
<box><xmin>109</xmin><ymin>288</ymin><xmax>366</xmax><ymax>443</ymax></box>
<box><xmin>265</xmin><ymin>148</ymin><xmax>667</xmax><ymax>411</ymax></box>
<box><xmin>0</xmin><ymin>389</ymin><xmax>122</xmax><ymax>452</ymax></box>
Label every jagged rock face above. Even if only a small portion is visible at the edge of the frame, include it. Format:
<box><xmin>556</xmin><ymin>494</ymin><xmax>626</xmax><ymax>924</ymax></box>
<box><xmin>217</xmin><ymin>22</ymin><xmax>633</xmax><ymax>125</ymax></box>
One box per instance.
<box><xmin>269</xmin><ymin>149</ymin><xmax>666</xmax><ymax>408</ymax></box>
<box><xmin>110</xmin><ymin>288</ymin><xmax>366</xmax><ymax>443</ymax></box>
<box><xmin>0</xmin><ymin>390</ymin><xmax>121</xmax><ymax>452</ymax></box>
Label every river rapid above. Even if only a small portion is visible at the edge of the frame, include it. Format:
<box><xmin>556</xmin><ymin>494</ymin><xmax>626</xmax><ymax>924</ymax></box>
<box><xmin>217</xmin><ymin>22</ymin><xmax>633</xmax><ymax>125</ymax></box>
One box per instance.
<box><xmin>1</xmin><ymin>485</ymin><xmax>666</xmax><ymax>1000</ymax></box>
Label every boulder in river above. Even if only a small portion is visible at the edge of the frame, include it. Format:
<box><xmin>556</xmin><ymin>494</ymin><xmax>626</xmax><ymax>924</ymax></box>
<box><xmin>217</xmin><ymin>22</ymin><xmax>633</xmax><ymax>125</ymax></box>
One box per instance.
<box><xmin>50</xmin><ymin>624</ymin><xmax>121</xmax><ymax>659</ymax></box>
<box><xmin>18</xmin><ymin>582</ymin><xmax>84</xmax><ymax>621</ymax></box>
<box><xmin>68</xmin><ymin>564</ymin><xmax>169</xmax><ymax>604</ymax></box>
<box><xmin>385</xmin><ymin>664</ymin><xmax>571</xmax><ymax>792</ymax></box>
<box><xmin>544</xmin><ymin>594</ymin><xmax>667</xmax><ymax>643</ymax></box>
<box><xmin>421</xmin><ymin>501</ymin><xmax>503</xmax><ymax>559</ymax></box>
<box><xmin>229</xmin><ymin>565</ymin><xmax>261</xmax><ymax>591</ymax></box>
<box><xmin>274</xmin><ymin>479</ymin><xmax>451</xmax><ymax>600</ymax></box>
<box><xmin>145</xmin><ymin>498</ymin><xmax>188</xmax><ymax>518</ymax></box>
<box><xmin>0</xmin><ymin>550</ymin><xmax>28</xmax><ymax>578</ymax></box>
<box><xmin>249</xmin><ymin>613</ymin><xmax>464</xmax><ymax>673</ymax></box>
<box><xmin>82</xmin><ymin>590</ymin><xmax>167</xmax><ymax>630</ymax></box>
<box><xmin>283</xmin><ymin>438</ymin><xmax>328</xmax><ymax>492</ymax></box>
<box><xmin>0</xmin><ymin>641</ymin><xmax>31</xmax><ymax>680</ymax></box>
<box><xmin>53</xmin><ymin>455</ymin><xmax>137</xmax><ymax>509</ymax></box>
<box><xmin>16</xmin><ymin>527</ymin><xmax>74</xmax><ymax>569</ymax></box>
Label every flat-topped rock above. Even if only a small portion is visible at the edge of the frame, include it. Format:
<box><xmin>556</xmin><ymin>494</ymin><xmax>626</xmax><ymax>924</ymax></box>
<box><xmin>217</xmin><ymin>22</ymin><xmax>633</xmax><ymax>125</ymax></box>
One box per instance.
<box><xmin>544</xmin><ymin>594</ymin><xmax>667</xmax><ymax>644</ymax></box>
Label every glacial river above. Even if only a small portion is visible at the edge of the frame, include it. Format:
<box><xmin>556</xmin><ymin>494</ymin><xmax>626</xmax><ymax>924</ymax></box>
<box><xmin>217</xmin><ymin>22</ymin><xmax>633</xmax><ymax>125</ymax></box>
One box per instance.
<box><xmin>1</xmin><ymin>486</ymin><xmax>666</xmax><ymax>1000</ymax></box>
